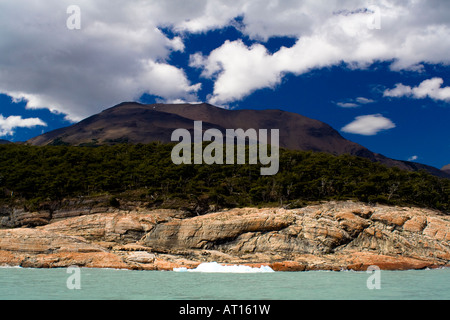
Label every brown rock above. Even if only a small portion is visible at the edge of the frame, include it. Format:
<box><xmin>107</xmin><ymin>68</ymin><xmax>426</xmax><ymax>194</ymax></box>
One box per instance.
<box><xmin>403</xmin><ymin>216</ymin><xmax>427</xmax><ymax>233</ymax></box>
<box><xmin>423</xmin><ymin>217</ymin><xmax>450</xmax><ymax>241</ymax></box>
<box><xmin>343</xmin><ymin>252</ymin><xmax>436</xmax><ymax>271</ymax></box>
<box><xmin>0</xmin><ymin>228</ymin><xmax>131</xmax><ymax>269</ymax></box>
<box><xmin>20</xmin><ymin>252</ymin><xmax>130</xmax><ymax>269</ymax></box>
<box><xmin>143</xmin><ymin>208</ymin><xmax>295</xmax><ymax>251</ymax></box>
<box><xmin>371</xmin><ymin>211</ymin><xmax>410</xmax><ymax>227</ymax></box>
<box><xmin>1</xmin><ymin>209</ymin><xmax>52</xmax><ymax>228</ymax></box>
<box><xmin>125</xmin><ymin>251</ymin><xmax>156</xmax><ymax>264</ymax></box>
<box><xmin>0</xmin><ymin>250</ymin><xmax>22</xmax><ymax>266</ymax></box>
<box><xmin>153</xmin><ymin>258</ymin><xmax>200</xmax><ymax>271</ymax></box>
<box><xmin>0</xmin><ymin>228</ymin><xmax>105</xmax><ymax>254</ymax></box>
<box><xmin>270</xmin><ymin>261</ymin><xmax>307</xmax><ymax>272</ymax></box>
<box><xmin>335</xmin><ymin>211</ymin><xmax>370</xmax><ymax>236</ymax></box>
<box><xmin>41</xmin><ymin>211</ymin><xmax>174</xmax><ymax>244</ymax></box>
<box><xmin>52</xmin><ymin>208</ymin><xmax>91</xmax><ymax>220</ymax></box>
<box><xmin>1</xmin><ymin>201</ymin><xmax>449</xmax><ymax>271</ymax></box>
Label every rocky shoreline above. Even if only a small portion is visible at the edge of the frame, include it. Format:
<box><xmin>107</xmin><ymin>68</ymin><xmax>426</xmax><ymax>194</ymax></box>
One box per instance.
<box><xmin>0</xmin><ymin>201</ymin><xmax>449</xmax><ymax>271</ymax></box>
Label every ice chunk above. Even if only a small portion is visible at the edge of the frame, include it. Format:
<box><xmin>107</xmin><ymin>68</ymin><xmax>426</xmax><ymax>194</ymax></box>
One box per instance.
<box><xmin>173</xmin><ymin>262</ymin><xmax>275</xmax><ymax>273</ymax></box>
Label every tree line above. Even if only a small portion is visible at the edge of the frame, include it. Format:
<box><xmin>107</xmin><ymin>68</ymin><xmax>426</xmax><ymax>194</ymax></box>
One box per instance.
<box><xmin>0</xmin><ymin>143</ymin><xmax>448</xmax><ymax>213</ymax></box>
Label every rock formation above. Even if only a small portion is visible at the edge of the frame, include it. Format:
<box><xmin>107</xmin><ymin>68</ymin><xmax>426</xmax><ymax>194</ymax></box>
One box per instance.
<box><xmin>0</xmin><ymin>201</ymin><xmax>448</xmax><ymax>271</ymax></box>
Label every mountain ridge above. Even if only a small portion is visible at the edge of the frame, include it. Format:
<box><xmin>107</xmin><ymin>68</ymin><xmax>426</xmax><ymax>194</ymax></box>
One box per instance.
<box><xmin>26</xmin><ymin>102</ymin><xmax>450</xmax><ymax>178</ymax></box>
<box><xmin>443</xmin><ymin>164</ymin><xmax>450</xmax><ymax>174</ymax></box>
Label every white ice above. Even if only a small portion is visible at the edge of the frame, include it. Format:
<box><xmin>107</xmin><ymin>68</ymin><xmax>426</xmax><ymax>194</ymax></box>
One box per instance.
<box><xmin>173</xmin><ymin>262</ymin><xmax>275</xmax><ymax>273</ymax></box>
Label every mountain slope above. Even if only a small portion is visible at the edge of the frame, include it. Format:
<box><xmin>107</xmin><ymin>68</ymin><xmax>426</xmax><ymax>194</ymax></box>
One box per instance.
<box><xmin>443</xmin><ymin>164</ymin><xmax>450</xmax><ymax>174</ymax></box>
<box><xmin>152</xmin><ymin>103</ymin><xmax>367</xmax><ymax>155</ymax></box>
<box><xmin>26</xmin><ymin>102</ymin><xmax>450</xmax><ymax>178</ymax></box>
<box><xmin>28</xmin><ymin>102</ymin><xmax>364</xmax><ymax>154</ymax></box>
<box><xmin>27</xmin><ymin>103</ymin><xmax>226</xmax><ymax>146</ymax></box>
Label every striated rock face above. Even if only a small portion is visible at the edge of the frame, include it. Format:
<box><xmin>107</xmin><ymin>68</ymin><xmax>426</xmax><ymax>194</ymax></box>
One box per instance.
<box><xmin>0</xmin><ymin>228</ymin><xmax>130</xmax><ymax>269</ymax></box>
<box><xmin>143</xmin><ymin>208</ymin><xmax>295</xmax><ymax>251</ymax></box>
<box><xmin>143</xmin><ymin>203</ymin><xmax>450</xmax><ymax>270</ymax></box>
<box><xmin>0</xmin><ymin>202</ymin><xmax>449</xmax><ymax>271</ymax></box>
<box><xmin>40</xmin><ymin>210</ymin><xmax>175</xmax><ymax>244</ymax></box>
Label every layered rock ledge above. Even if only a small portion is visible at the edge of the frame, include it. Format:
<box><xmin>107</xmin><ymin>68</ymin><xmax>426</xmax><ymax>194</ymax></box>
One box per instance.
<box><xmin>0</xmin><ymin>201</ymin><xmax>448</xmax><ymax>271</ymax></box>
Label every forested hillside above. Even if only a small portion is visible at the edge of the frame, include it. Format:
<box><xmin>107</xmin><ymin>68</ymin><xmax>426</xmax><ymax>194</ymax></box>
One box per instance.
<box><xmin>0</xmin><ymin>143</ymin><xmax>448</xmax><ymax>213</ymax></box>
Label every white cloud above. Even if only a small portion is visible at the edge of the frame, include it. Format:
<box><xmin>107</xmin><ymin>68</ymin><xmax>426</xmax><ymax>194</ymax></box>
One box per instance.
<box><xmin>0</xmin><ymin>115</ymin><xmax>47</xmax><ymax>137</ymax></box>
<box><xmin>0</xmin><ymin>0</ymin><xmax>201</xmax><ymax>121</ymax></box>
<box><xmin>412</xmin><ymin>78</ymin><xmax>450</xmax><ymax>101</ymax></box>
<box><xmin>341</xmin><ymin>114</ymin><xmax>396</xmax><ymax>136</ymax></box>
<box><xmin>356</xmin><ymin>97</ymin><xmax>375</xmax><ymax>104</ymax></box>
<box><xmin>192</xmin><ymin>40</ymin><xmax>283</xmax><ymax>104</ymax></box>
<box><xmin>190</xmin><ymin>0</ymin><xmax>450</xmax><ymax>104</ymax></box>
<box><xmin>171</xmin><ymin>0</ymin><xmax>246</xmax><ymax>33</ymax></box>
<box><xmin>407</xmin><ymin>155</ymin><xmax>419</xmax><ymax>161</ymax></box>
<box><xmin>383</xmin><ymin>83</ymin><xmax>414</xmax><ymax>98</ymax></box>
<box><xmin>384</xmin><ymin>78</ymin><xmax>450</xmax><ymax>102</ymax></box>
<box><xmin>1</xmin><ymin>0</ymin><xmax>450</xmax><ymax>120</ymax></box>
<box><xmin>336</xmin><ymin>102</ymin><xmax>360</xmax><ymax>108</ymax></box>
<box><xmin>336</xmin><ymin>97</ymin><xmax>375</xmax><ymax>108</ymax></box>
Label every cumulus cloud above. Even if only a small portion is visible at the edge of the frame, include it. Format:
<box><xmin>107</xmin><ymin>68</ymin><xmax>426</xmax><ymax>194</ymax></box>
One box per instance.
<box><xmin>1</xmin><ymin>0</ymin><xmax>450</xmax><ymax>119</ymax></box>
<box><xmin>407</xmin><ymin>155</ymin><xmax>419</xmax><ymax>162</ymax></box>
<box><xmin>191</xmin><ymin>40</ymin><xmax>284</xmax><ymax>104</ymax></box>
<box><xmin>0</xmin><ymin>0</ymin><xmax>201</xmax><ymax>121</ymax></box>
<box><xmin>0</xmin><ymin>115</ymin><xmax>47</xmax><ymax>137</ymax></box>
<box><xmin>341</xmin><ymin>114</ymin><xmax>396</xmax><ymax>136</ymax></box>
<box><xmin>189</xmin><ymin>0</ymin><xmax>450</xmax><ymax>104</ymax></box>
<box><xmin>383</xmin><ymin>83</ymin><xmax>413</xmax><ymax>98</ymax></box>
<box><xmin>384</xmin><ymin>78</ymin><xmax>450</xmax><ymax>102</ymax></box>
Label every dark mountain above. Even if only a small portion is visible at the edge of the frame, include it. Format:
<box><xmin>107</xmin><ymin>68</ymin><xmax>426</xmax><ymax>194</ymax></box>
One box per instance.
<box><xmin>442</xmin><ymin>164</ymin><xmax>450</xmax><ymax>174</ymax></box>
<box><xmin>0</xmin><ymin>139</ymin><xmax>12</xmax><ymax>145</ymax></box>
<box><xmin>26</xmin><ymin>102</ymin><xmax>450</xmax><ymax>178</ymax></box>
<box><xmin>27</xmin><ymin>103</ymin><xmax>225</xmax><ymax>146</ymax></box>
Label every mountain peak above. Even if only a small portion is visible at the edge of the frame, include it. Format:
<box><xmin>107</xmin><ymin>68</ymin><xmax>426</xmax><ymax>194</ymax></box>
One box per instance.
<box><xmin>442</xmin><ymin>164</ymin><xmax>450</xmax><ymax>174</ymax></box>
<box><xmin>25</xmin><ymin>101</ymin><xmax>450</xmax><ymax>178</ymax></box>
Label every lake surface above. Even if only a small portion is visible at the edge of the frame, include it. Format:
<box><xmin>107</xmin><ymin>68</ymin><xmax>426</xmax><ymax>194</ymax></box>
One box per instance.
<box><xmin>0</xmin><ymin>266</ymin><xmax>449</xmax><ymax>300</ymax></box>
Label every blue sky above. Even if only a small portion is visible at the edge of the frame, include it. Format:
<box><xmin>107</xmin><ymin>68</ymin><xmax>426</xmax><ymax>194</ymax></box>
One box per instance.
<box><xmin>0</xmin><ymin>0</ymin><xmax>449</xmax><ymax>169</ymax></box>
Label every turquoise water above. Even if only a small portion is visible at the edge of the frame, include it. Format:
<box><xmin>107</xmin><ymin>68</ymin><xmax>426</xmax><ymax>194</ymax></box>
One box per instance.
<box><xmin>0</xmin><ymin>267</ymin><xmax>449</xmax><ymax>300</ymax></box>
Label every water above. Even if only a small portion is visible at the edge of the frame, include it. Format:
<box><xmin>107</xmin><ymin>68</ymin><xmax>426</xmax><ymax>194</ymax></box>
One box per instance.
<box><xmin>0</xmin><ymin>267</ymin><xmax>449</xmax><ymax>300</ymax></box>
